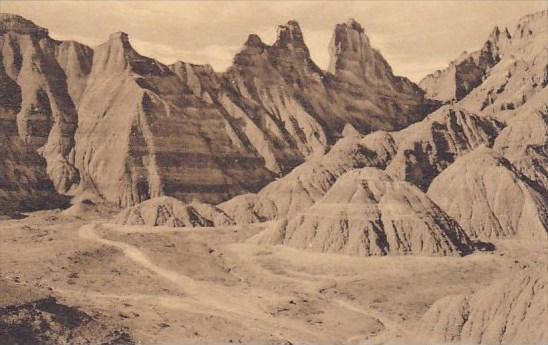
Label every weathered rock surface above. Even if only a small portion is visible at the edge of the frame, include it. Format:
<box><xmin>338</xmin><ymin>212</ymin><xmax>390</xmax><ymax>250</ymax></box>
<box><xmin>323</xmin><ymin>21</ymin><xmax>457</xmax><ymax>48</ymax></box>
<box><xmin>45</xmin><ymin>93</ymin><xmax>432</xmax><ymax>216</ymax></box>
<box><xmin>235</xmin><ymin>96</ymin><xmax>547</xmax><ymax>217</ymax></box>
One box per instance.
<box><xmin>421</xmin><ymin>10</ymin><xmax>547</xmax><ymax>117</ymax></box>
<box><xmin>0</xmin><ymin>14</ymin><xmax>437</xmax><ymax>210</ymax></box>
<box><xmin>0</xmin><ymin>14</ymin><xmax>92</xmax><ymax>194</ymax></box>
<box><xmin>221</xmin><ymin>105</ymin><xmax>502</xmax><ymax>223</ymax></box>
<box><xmin>385</xmin><ymin>105</ymin><xmax>504</xmax><ymax>190</ymax></box>
<box><xmin>427</xmin><ymin>146</ymin><xmax>547</xmax><ymax>240</ymax></box>
<box><xmin>0</xmin><ymin>123</ymin><xmax>67</xmax><ymax>215</ymax></box>
<box><xmin>115</xmin><ymin>196</ymin><xmax>234</xmax><ymax>227</ymax></box>
<box><xmin>250</xmin><ymin>168</ymin><xmax>473</xmax><ymax>257</ymax></box>
<box><xmin>493</xmin><ymin>92</ymin><xmax>548</xmax><ymax>192</ymax></box>
<box><xmin>74</xmin><ymin>32</ymin><xmax>275</xmax><ymax>207</ymax></box>
<box><xmin>219</xmin><ymin>130</ymin><xmax>397</xmax><ymax>222</ymax></box>
<box><xmin>460</xmin><ymin>10</ymin><xmax>547</xmax><ymax>116</ymax></box>
<box><xmin>0</xmin><ymin>297</ymin><xmax>134</xmax><ymax>345</ymax></box>
<box><xmin>419</xmin><ymin>26</ymin><xmax>511</xmax><ymax>103</ymax></box>
<box><xmin>413</xmin><ymin>269</ymin><xmax>548</xmax><ymax>345</ymax></box>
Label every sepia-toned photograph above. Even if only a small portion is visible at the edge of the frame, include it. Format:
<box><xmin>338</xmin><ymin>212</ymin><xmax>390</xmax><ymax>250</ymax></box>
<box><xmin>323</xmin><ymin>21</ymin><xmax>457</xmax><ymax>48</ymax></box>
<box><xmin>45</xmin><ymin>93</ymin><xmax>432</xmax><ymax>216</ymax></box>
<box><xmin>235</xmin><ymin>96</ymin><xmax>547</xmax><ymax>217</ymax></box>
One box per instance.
<box><xmin>0</xmin><ymin>1</ymin><xmax>546</xmax><ymax>344</ymax></box>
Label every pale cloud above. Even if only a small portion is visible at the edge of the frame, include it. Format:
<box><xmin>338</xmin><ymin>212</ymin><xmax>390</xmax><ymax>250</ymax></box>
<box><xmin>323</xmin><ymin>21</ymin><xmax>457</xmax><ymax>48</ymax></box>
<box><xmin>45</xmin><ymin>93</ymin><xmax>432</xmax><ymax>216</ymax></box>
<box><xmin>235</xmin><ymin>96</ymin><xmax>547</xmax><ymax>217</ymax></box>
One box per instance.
<box><xmin>2</xmin><ymin>1</ymin><xmax>546</xmax><ymax>82</ymax></box>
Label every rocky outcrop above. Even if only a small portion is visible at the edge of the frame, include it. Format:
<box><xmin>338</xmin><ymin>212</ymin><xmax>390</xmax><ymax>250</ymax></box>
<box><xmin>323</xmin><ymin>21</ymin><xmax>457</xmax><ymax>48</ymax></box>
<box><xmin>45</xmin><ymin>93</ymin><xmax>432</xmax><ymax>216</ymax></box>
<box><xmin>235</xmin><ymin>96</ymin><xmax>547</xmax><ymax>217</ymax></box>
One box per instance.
<box><xmin>0</xmin><ymin>14</ymin><xmax>437</xmax><ymax>211</ymax></box>
<box><xmin>114</xmin><ymin>196</ymin><xmax>234</xmax><ymax>227</ymax></box>
<box><xmin>493</xmin><ymin>90</ymin><xmax>548</xmax><ymax>191</ymax></box>
<box><xmin>250</xmin><ymin>168</ymin><xmax>473</xmax><ymax>257</ymax></box>
<box><xmin>427</xmin><ymin>146</ymin><xmax>547</xmax><ymax>240</ymax></box>
<box><xmin>329</xmin><ymin>18</ymin><xmax>431</xmax><ymax>122</ymax></box>
<box><xmin>420</xmin><ymin>10</ymin><xmax>547</xmax><ymax>116</ymax></box>
<box><xmin>419</xmin><ymin>26</ymin><xmax>511</xmax><ymax>103</ymax></box>
<box><xmin>413</xmin><ymin>269</ymin><xmax>548</xmax><ymax>345</ymax></box>
<box><xmin>385</xmin><ymin>105</ymin><xmax>504</xmax><ymax>190</ymax></box>
<box><xmin>0</xmin><ymin>14</ymin><xmax>93</xmax><ymax>194</ymax></box>
<box><xmin>460</xmin><ymin>10</ymin><xmax>547</xmax><ymax>115</ymax></box>
<box><xmin>74</xmin><ymin>32</ymin><xmax>275</xmax><ymax>207</ymax></box>
<box><xmin>0</xmin><ymin>297</ymin><xmax>134</xmax><ymax>345</ymax></box>
<box><xmin>221</xmin><ymin>105</ymin><xmax>502</xmax><ymax>223</ymax></box>
<box><xmin>219</xmin><ymin>130</ymin><xmax>397</xmax><ymax>222</ymax></box>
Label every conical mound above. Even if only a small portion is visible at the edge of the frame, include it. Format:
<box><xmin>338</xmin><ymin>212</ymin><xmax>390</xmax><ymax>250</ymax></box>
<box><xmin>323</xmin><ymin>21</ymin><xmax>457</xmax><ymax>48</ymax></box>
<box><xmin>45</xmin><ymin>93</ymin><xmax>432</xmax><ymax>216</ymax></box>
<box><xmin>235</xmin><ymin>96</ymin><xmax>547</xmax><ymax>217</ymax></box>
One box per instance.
<box><xmin>115</xmin><ymin>196</ymin><xmax>234</xmax><ymax>227</ymax></box>
<box><xmin>250</xmin><ymin>168</ymin><xmax>473</xmax><ymax>256</ymax></box>
<box><xmin>427</xmin><ymin>146</ymin><xmax>547</xmax><ymax>240</ymax></box>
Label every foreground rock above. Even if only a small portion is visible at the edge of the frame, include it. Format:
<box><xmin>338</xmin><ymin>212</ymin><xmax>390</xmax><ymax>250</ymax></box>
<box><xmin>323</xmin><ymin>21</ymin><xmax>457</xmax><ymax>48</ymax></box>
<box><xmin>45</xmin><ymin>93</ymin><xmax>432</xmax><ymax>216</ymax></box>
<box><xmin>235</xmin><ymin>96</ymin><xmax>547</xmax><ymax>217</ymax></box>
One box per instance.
<box><xmin>413</xmin><ymin>269</ymin><xmax>548</xmax><ymax>345</ymax></box>
<box><xmin>250</xmin><ymin>168</ymin><xmax>473</xmax><ymax>257</ymax></box>
<box><xmin>115</xmin><ymin>196</ymin><xmax>234</xmax><ymax>227</ymax></box>
<box><xmin>427</xmin><ymin>146</ymin><xmax>547</xmax><ymax>241</ymax></box>
<box><xmin>0</xmin><ymin>297</ymin><xmax>134</xmax><ymax>345</ymax></box>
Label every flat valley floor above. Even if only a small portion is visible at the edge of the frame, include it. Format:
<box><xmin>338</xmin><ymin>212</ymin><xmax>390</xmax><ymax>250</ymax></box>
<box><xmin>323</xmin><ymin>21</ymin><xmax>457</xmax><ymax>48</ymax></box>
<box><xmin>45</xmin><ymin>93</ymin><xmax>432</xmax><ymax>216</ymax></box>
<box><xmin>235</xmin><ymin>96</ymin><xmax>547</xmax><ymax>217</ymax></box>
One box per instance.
<box><xmin>1</xmin><ymin>210</ymin><xmax>546</xmax><ymax>345</ymax></box>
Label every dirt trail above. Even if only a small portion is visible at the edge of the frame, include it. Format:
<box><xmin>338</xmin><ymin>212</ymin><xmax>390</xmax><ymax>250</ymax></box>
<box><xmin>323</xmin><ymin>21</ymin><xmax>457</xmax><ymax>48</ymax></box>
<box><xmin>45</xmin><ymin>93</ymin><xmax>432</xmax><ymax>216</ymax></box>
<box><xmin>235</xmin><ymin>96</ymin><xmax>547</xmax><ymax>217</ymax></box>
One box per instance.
<box><xmin>78</xmin><ymin>223</ymin><xmax>317</xmax><ymax>343</ymax></box>
<box><xmin>334</xmin><ymin>298</ymin><xmax>408</xmax><ymax>341</ymax></box>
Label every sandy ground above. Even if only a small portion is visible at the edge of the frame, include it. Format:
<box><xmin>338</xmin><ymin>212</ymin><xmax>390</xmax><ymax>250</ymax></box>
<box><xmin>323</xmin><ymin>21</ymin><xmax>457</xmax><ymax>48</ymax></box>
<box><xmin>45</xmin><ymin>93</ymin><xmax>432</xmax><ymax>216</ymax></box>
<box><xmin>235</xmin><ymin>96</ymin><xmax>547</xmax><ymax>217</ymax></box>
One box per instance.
<box><xmin>1</xmin><ymin>210</ymin><xmax>546</xmax><ymax>345</ymax></box>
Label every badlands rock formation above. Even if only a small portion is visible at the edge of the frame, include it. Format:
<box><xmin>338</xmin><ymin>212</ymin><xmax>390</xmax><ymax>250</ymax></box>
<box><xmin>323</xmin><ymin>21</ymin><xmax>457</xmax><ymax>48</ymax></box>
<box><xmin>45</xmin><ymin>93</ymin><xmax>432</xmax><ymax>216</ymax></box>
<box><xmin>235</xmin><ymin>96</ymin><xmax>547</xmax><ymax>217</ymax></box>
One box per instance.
<box><xmin>74</xmin><ymin>31</ymin><xmax>275</xmax><ymax>207</ymax></box>
<box><xmin>115</xmin><ymin>196</ymin><xmax>234</xmax><ymax>227</ymax></box>
<box><xmin>219</xmin><ymin>130</ymin><xmax>397</xmax><ymax>222</ymax></box>
<box><xmin>414</xmin><ymin>269</ymin><xmax>548</xmax><ymax>345</ymax></box>
<box><xmin>427</xmin><ymin>146</ymin><xmax>547</xmax><ymax>240</ymax></box>
<box><xmin>385</xmin><ymin>106</ymin><xmax>504</xmax><ymax>190</ymax></box>
<box><xmin>419</xmin><ymin>26</ymin><xmax>511</xmax><ymax>102</ymax></box>
<box><xmin>493</xmin><ymin>92</ymin><xmax>548</xmax><ymax>192</ymax></box>
<box><xmin>251</xmin><ymin>168</ymin><xmax>473</xmax><ymax>256</ymax></box>
<box><xmin>0</xmin><ymin>14</ymin><xmax>436</xmax><ymax>210</ymax></box>
<box><xmin>460</xmin><ymin>10</ymin><xmax>547</xmax><ymax>116</ymax></box>
<box><xmin>221</xmin><ymin>105</ymin><xmax>503</xmax><ymax>222</ymax></box>
<box><xmin>0</xmin><ymin>13</ymin><xmax>87</xmax><ymax>194</ymax></box>
<box><xmin>421</xmin><ymin>10</ymin><xmax>547</xmax><ymax>117</ymax></box>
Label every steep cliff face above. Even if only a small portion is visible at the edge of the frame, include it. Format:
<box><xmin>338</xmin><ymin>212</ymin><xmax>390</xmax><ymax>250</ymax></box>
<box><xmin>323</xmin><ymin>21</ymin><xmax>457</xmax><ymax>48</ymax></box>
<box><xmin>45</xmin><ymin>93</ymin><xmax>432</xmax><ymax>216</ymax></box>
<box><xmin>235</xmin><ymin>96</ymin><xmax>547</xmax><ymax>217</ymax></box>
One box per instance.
<box><xmin>460</xmin><ymin>11</ymin><xmax>547</xmax><ymax>116</ymax></box>
<box><xmin>224</xmin><ymin>19</ymin><xmax>434</xmax><ymax>147</ymax></box>
<box><xmin>420</xmin><ymin>10</ymin><xmax>547</xmax><ymax>115</ymax></box>
<box><xmin>385</xmin><ymin>106</ymin><xmax>504</xmax><ymax>190</ymax></box>
<box><xmin>427</xmin><ymin>146</ymin><xmax>547</xmax><ymax>240</ymax></box>
<box><xmin>0</xmin><ymin>14</ymin><xmax>89</xmax><ymax>194</ymax></box>
<box><xmin>493</xmin><ymin>93</ymin><xmax>548</xmax><ymax>191</ymax></box>
<box><xmin>328</xmin><ymin>18</ymin><xmax>430</xmax><ymax>125</ymax></box>
<box><xmin>74</xmin><ymin>32</ymin><xmax>274</xmax><ymax>207</ymax></box>
<box><xmin>71</xmin><ymin>18</ymin><xmax>436</xmax><ymax>207</ymax></box>
<box><xmin>414</xmin><ymin>269</ymin><xmax>548</xmax><ymax>345</ymax></box>
<box><xmin>250</xmin><ymin>168</ymin><xmax>473</xmax><ymax>257</ymax></box>
<box><xmin>220</xmin><ymin>105</ymin><xmax>503</xmax><ymax>223</ymax></box>
<box><xmin>419</xmin><ymin>26</ymin><xmax>511</xmax><ymax>103</ymax></box>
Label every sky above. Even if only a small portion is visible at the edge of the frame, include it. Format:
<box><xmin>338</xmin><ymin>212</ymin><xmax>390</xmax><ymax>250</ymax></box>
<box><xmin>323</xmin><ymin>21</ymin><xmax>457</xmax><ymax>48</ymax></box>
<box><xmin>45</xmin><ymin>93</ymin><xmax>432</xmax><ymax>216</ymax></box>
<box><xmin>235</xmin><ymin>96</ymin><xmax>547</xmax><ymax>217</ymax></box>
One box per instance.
<box><xmin>1</xmin><ymin>1</ymin><xmax>546</xmax><ymax>82</ymax></box>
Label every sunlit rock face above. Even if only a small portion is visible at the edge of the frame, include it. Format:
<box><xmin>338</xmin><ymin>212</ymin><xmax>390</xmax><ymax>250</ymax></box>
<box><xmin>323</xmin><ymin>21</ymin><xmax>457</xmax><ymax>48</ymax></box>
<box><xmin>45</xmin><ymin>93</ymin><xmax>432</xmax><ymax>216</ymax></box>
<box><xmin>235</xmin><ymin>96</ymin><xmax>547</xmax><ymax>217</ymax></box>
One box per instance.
<box><xmin>414</xmin><ymin>269</ymin><xmax>548</xmax><ymax>345</ymax></box>
<box><xmin>250</xmin><ymin>168</ymin><xmax>473</xmax><ymax>257</ymax></box>
<box><xmin>1</xmin><ymin>13</ymin><xmax>439</xmax><ymax>209</ymax></box>
<box><xmin>420</xmin><ymin>10</ymin><xmax>547</xmax><ymax>115</ymax></box>
<box><xmin>427</xmin><ymin>146</ymin><xmax>548</xmax><ymax>241</ymax></box>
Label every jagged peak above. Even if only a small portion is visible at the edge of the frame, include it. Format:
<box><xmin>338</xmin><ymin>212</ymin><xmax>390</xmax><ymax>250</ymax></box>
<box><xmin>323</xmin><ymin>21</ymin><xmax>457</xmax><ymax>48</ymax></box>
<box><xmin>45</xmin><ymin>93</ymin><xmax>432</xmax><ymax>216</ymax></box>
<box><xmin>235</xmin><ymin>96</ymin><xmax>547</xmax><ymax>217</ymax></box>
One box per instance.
<box><xmin>244</xmin><ymin>33</ymin><xmax>265</xmax><ymax>48</ymax></box>
<box><xmin>344</xmin><ymin>18</ymin><xmax>365</xmax><ymax>33</ymax></box>
<box><xmin>274</xmin><ymin>20</ymin><xmax>306</xmax><ymax>48</ymax></box>
<box><xmin>0</xmin><ymin>13</ymin><xmax>48</xmax><ymax>37</ymax></box>
<box><xmin>109</xmin><ymin>31</ymin><xmax>129</xmax><ymax>41</ymax></box>
<box><xmin>94</xmin><ymin>31</ymin><xmax>169</xmax><ymax>76</ymax></box>
<box><xmin>487</xmin><ymin>25</ymin><xmax>511</xmax><ymax>42</ymax></box>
